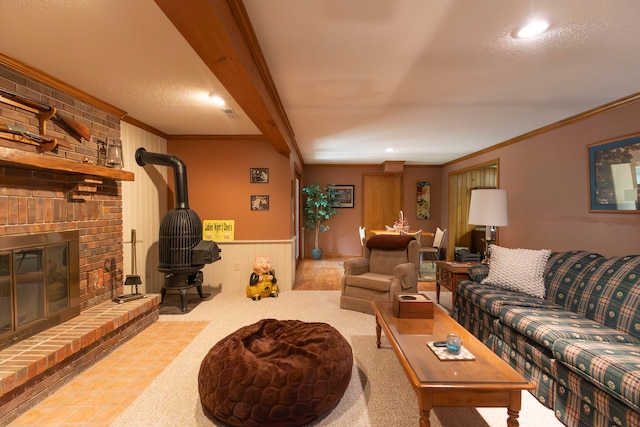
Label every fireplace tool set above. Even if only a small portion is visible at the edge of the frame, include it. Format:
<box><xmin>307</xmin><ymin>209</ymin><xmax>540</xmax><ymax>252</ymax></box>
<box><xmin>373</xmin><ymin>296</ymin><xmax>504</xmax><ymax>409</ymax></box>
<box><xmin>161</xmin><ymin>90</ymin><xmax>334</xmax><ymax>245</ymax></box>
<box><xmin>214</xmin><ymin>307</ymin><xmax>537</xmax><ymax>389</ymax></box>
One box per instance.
<box><xmin>115</xmin><ymin>229</ymin><xmax>145</xmax><ymax>303</ymax></box>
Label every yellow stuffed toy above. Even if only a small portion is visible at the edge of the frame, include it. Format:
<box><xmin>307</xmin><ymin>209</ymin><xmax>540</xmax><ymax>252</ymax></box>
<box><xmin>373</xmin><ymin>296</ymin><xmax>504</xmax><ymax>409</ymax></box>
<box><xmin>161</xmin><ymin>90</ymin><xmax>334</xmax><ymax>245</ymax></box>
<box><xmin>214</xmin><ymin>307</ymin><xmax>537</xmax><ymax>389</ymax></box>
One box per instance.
<box><xmin>246</xmin><ymin>256</ymin><xmax>279</xmax><ymax>300</ymax></box>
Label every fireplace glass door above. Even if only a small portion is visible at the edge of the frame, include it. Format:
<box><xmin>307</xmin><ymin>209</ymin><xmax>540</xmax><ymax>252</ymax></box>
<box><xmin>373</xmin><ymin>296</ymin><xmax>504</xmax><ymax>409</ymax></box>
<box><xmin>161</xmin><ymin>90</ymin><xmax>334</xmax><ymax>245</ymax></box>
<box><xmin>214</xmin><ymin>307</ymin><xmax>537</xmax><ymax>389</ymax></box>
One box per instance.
<box><xmin>0</xmin><ymin>253</ymin><xmax>10</xmax><ymax>334</ymax></box>
<box><xmin>0</xmin><ymin>231</ymin><xmax>79</xmax><ymax>350</ymax></box>
<box><xmin>0</xmin><ymin>242</ymin><xmax>73</xmax><ymax>343</ymax></box>
<box><xmin>15</xmin><ymin>248</ymin><xmax>46</xmax><ymax>327</ymax></box>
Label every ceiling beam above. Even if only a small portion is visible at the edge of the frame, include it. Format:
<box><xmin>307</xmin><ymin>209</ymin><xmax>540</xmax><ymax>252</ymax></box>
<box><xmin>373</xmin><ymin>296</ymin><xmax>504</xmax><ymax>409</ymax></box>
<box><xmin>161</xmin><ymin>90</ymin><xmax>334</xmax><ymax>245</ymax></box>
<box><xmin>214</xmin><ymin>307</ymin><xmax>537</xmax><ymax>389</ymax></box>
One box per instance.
<box><xmin>154</xmin><ymin>0</ymin><xmax>292</xmax><ymax>157</ymax></box>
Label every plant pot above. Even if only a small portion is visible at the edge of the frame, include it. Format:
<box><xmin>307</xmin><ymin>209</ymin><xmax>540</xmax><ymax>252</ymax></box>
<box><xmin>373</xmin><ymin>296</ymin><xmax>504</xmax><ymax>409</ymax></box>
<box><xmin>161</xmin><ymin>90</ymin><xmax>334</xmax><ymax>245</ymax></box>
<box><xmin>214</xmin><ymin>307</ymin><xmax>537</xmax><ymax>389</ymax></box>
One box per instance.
<box><xmin>311</xmin><ymin>248</ymin><xmax>323</xmax><ymax>260</ymax></box>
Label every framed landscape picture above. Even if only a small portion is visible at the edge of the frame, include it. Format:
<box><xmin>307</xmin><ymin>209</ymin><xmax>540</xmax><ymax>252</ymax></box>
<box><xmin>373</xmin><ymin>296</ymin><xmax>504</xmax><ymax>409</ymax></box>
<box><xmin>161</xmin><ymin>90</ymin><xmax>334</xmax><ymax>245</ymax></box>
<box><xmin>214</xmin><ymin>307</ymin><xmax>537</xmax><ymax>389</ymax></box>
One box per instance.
<box><xmin>588</xmin><ymin>134</ymin><xmax>640</xmax><ymax>212</ymax></box>
<box><xmin>329</xmin><ymin>184</ymin><xmax>354</xmax><ymax>208</ymax></box>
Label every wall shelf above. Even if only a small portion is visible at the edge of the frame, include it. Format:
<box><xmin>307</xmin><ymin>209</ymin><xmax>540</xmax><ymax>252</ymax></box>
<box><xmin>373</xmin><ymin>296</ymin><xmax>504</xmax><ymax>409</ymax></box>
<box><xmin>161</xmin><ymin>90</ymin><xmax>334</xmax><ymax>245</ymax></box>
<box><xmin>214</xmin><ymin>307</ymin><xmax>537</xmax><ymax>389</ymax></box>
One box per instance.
<box><xmin>0</xmin><ymin>146</ymin><xmax>134</xmax><ymax>181</ymax></box>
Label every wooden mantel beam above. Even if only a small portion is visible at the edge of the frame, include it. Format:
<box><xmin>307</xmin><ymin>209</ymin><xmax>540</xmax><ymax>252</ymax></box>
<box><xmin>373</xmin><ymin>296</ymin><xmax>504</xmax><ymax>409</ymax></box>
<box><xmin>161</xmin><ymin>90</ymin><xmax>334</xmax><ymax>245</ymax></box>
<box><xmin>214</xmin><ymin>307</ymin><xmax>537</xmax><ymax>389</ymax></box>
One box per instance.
<box><xmin>154</xmin><ymin>0</ymin><xmax>293</xmax><ymax>158</ymax></box>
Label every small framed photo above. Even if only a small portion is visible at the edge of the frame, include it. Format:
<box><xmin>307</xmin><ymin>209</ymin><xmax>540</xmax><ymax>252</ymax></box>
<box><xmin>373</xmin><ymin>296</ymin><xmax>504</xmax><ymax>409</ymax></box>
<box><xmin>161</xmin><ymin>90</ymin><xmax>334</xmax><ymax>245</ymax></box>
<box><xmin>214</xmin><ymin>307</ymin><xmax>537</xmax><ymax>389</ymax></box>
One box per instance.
<box><xmin>250</xmin><ymin>195</ymin><xmax>269</xmax><ymax>211</ymax></box>
<box><xmin>329</xmin><ymin>184</ymin><xmax>354</xmax><ymax>208</ymax></box>
<box><xmin>250</xmin><ymin>168</ymin><xmax>269</xmax><ymax>183</ymax></box>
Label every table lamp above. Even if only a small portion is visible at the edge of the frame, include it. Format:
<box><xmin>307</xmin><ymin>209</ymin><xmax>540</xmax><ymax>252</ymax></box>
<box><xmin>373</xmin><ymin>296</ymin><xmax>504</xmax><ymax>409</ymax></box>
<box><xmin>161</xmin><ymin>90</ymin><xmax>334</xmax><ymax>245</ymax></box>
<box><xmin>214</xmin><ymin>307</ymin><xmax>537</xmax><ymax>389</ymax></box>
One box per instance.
<box><xmin>468</xmin><ymin>189</ymin><xmax>508</xmax><ymax>264</ymax></box>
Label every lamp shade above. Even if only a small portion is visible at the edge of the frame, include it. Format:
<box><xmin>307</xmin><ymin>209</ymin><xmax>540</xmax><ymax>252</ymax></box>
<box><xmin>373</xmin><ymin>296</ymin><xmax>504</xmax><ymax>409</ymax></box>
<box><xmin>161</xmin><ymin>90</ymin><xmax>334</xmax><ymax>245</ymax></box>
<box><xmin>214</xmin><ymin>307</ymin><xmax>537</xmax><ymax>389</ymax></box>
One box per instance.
<box><xmin>468</xmin><ymin>189</ymin><xmax>508</xmax><ymax>226</ymax></box>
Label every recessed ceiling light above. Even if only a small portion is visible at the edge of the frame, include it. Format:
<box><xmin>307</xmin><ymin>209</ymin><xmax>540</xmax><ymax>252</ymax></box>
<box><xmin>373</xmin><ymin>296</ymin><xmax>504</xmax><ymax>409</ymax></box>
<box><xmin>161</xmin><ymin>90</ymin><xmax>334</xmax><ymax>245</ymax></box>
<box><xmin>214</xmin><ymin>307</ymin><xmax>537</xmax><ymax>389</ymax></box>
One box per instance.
<box><xmin>208</xmin><ymin>94</ymin><xmax>226</xmax><ymax>107</ymax></box>
<box><xmin>385</xmin><ymin>147</ymin><xmax>395</xmax><ymax>152</ymax></box>
<box><xmin>514</xmin><ymin>19</ymin><xmax>550</xmax><ymax>38</ymax></box>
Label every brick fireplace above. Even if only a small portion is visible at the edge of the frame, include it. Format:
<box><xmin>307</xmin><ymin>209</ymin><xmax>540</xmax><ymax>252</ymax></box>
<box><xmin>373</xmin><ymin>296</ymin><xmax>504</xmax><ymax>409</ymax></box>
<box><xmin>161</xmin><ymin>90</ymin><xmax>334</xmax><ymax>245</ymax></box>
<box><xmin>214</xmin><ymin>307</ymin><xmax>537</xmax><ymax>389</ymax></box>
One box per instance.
<box><xmin>0</xmin><ymin>59</ymin><xmax>160</xmax><ymax>422</ymax></box>
<box><xmin>0</xmin><ymin>60</ymin><xmax>128</xmax><ymax>318</ymax></box>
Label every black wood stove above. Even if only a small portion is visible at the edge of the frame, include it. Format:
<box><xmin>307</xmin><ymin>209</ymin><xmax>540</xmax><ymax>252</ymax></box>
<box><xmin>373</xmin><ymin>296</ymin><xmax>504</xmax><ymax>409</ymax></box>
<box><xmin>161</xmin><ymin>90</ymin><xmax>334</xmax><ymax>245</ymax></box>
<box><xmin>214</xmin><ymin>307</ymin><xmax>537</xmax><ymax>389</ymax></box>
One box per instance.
<box><xmin>135</xmin><ymin>148</ymin><xmax>221</xmax><ymax>312</ymax></box>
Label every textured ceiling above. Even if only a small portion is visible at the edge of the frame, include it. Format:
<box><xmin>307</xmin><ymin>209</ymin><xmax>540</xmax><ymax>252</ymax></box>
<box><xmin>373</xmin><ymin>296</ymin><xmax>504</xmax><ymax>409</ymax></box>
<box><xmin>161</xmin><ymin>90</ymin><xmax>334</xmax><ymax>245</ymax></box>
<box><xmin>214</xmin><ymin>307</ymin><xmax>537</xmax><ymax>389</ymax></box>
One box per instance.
<box><xmin>1</xmin><ymin>0</ymin><xmax>639</xmax><ymax>165</ymax></box>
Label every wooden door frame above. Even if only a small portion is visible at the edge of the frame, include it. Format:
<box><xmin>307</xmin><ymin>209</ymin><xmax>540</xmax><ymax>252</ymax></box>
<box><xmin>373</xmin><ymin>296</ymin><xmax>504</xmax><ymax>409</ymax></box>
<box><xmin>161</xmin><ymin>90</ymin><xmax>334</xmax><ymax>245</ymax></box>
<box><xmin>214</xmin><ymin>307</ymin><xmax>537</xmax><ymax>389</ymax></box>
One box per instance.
<box><xmin>294</xmin><ymin>169</ymin><xmax>302</xmax><ymax>265</ymax></box>
<box><xmin>446</xmin><ymin>159</ymin><xmax>500</xmax><ymax>260</ymax></box>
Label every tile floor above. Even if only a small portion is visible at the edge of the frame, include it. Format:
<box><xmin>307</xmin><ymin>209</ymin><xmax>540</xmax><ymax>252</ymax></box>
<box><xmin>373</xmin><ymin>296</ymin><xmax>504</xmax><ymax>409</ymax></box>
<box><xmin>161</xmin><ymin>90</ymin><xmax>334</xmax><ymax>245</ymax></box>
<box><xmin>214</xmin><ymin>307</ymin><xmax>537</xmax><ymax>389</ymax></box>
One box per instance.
<box><xmin>8</xmin><ymin>321</ymin><xmax>208</xmax><ymax>427</ymax></box>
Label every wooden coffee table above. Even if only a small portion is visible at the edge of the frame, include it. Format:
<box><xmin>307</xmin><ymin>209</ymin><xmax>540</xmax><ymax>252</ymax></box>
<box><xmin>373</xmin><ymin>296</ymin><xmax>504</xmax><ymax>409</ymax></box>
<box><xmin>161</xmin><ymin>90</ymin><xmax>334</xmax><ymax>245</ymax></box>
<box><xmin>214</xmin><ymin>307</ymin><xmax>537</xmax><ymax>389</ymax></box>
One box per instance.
<box><xmin>371</xmin><ymin>299</ymin><xmax>533</xmax><ymax>426</ymax></box>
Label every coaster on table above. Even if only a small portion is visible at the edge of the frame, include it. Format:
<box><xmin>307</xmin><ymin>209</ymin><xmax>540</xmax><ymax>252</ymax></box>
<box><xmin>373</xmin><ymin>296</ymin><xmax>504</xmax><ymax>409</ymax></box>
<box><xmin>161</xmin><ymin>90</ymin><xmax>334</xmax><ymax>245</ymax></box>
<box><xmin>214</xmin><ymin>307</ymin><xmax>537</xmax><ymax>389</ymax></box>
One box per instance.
<box><xmin>427</xmin><ymin>341</ymin><xmax>476</xmax><ymax>361</ymax></box>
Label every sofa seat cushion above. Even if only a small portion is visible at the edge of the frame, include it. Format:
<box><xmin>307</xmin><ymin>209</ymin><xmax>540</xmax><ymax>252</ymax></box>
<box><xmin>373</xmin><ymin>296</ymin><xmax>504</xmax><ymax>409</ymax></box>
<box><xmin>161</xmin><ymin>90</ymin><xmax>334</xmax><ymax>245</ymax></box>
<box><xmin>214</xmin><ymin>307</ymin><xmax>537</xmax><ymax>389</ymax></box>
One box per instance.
<box><xmin>553</xmin><ymin>339</ymin><xmax>640</xmax><ymax>413</ymax></box>
<box><xmin>345</xmin><ymin>272</ymin><xmax>392</xmax><ymax>292</ymax></box>
<box><xmin>493</xmin><ymin>321</ymin><xmax>558</xmax><ymax>378</ymax></box>
<box><xmin>486</xmin><ymin>334</ymin><xmax>556</xmax><ymax>408</ymax></box>
<box><xmin>457</xmin><ymin>281</ymin><xmax>560</xmax><ymax>317</ymax></box>
<box><xmin>500</xmin><ymin>307</ymin><xmax>640</xmax><ymax>352</ymax></box>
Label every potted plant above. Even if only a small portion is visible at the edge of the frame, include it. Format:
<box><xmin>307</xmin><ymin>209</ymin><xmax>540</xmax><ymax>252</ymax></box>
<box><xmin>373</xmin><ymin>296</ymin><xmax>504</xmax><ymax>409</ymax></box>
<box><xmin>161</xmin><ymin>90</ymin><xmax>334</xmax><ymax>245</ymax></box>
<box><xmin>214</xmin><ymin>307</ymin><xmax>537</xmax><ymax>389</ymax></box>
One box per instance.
<box><xmin>302</xmin><ymin>183</ymin><xmax>339</xmax><ymax>260</ymax></box>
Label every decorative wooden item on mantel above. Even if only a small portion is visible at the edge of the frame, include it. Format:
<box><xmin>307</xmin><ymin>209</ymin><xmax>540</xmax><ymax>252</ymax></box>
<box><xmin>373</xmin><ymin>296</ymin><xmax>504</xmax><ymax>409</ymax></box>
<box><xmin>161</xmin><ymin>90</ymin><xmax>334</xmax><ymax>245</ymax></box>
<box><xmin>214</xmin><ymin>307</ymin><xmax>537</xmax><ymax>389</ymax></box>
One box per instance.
<box><xmin>0</xmin><ymin>146</ymin><xmax>134</xmax><ymax>181</ymax></box>
<box><xmin>0</xmin><ymin>90</ymin><xmax>91</xmax><ymax>152</ymax></box>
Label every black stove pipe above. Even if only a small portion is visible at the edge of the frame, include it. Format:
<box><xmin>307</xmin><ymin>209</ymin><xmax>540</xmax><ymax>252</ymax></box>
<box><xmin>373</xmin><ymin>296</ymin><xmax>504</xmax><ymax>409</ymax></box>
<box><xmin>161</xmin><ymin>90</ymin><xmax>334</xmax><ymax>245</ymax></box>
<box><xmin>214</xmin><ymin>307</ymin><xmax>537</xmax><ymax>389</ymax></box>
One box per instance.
<box><xmin>135</xmin><ymin>148</ymin><xmax>189</xmax><ymax>209</ymax></box>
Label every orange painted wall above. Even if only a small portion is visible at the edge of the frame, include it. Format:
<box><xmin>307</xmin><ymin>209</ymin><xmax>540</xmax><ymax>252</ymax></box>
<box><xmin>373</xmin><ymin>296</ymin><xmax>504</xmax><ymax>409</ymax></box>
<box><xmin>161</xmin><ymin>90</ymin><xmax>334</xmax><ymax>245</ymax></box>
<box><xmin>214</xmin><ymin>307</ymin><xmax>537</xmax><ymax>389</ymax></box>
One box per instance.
<box><xmin>167</xmin><ymin>138</ymin><xmax>292</xmax><ymax>240</ymax></box>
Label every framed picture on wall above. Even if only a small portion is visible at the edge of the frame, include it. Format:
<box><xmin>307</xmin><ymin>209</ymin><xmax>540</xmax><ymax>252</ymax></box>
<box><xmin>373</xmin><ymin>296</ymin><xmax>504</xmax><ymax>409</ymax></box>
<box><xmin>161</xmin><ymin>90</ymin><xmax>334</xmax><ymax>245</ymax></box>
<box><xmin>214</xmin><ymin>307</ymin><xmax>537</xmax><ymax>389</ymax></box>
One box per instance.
<box><xmin>417</xmin><ymin>181</ymin><xmax>431</xmax><ymax>219</ymax></box>
<box><xmin>329</xmin><ymin>184</ymin><xmax>354</xmax><ymax>208</ymax></box>
<box><xmin>250</xmin><ymin>168</ymin><xmax>269</xmax><ymax>183</ymax></box>
<box><xmin>250</xmin><ymin>195</ymin><xmax>269</xmax><ymax>211</ymax></box>
<box><xmin>588</xmin><ymin>134</ymin><xmax>640</xmax><ymax>212</ymax></box>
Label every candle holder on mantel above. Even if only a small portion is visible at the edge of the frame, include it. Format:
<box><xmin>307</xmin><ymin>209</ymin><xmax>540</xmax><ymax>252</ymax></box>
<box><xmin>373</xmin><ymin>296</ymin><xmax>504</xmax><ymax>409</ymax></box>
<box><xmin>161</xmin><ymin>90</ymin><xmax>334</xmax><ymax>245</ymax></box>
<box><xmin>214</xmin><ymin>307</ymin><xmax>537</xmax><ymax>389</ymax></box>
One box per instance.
<box><xmin>105</xmin><ymin>138</ymin><xmax>123</xmax><ymax>169</ymax></box>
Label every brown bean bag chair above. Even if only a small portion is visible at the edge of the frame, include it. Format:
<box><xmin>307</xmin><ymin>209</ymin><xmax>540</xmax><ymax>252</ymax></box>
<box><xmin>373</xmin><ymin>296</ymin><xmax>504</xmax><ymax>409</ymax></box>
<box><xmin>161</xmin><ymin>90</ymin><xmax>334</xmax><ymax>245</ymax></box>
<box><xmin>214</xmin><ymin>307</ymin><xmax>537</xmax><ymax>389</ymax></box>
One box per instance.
<box><xmin>198</xmin><ymin>318</ymin><xmax>353</xmax><ymax>427</ymax></box>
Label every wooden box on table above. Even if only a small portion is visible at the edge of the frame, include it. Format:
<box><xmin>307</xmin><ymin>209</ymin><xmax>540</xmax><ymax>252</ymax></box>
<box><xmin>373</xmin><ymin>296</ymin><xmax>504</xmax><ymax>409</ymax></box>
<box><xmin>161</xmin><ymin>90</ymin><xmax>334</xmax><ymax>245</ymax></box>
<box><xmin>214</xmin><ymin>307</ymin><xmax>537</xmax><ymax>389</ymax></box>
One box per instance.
<box><xmin>392</xmin><ymin>293</ymin><xmax>434</xmax><ymax>319</ymax></box>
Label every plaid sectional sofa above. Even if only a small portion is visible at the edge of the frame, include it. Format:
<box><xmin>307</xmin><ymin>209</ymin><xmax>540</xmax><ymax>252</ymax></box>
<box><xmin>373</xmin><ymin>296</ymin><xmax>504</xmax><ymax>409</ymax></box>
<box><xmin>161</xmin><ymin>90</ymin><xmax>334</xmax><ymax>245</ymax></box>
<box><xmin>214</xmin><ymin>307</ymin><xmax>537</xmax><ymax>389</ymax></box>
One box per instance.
<box><xmin>453</xmin><ymin>251</ymin><xmax>640</xmax><ymax>427</ymax></box>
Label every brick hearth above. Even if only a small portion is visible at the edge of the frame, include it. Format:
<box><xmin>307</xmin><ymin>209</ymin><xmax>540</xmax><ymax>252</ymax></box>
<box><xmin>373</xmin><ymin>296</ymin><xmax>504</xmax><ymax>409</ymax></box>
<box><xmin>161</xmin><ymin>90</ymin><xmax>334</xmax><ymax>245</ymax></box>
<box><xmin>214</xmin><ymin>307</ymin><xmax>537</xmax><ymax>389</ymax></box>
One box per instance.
<box><xmin>0</xmin><ymin>295</ymin><xmax>160</xmax><ymax>424</ymax></box>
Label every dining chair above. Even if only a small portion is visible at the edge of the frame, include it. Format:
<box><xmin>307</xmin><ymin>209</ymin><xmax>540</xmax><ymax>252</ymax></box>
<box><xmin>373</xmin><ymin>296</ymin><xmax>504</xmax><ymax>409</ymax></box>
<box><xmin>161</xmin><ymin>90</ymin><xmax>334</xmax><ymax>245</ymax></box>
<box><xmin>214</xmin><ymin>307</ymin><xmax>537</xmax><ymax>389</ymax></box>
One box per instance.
<box><xmin>399</xmin><ymin>229</ymin><xmax>422</xmax><ymax>244</ymax></box>
<box><xmin>420</xmin><ymin>227</ymin><xmax>446</xmax><ymax>266</ymax></box>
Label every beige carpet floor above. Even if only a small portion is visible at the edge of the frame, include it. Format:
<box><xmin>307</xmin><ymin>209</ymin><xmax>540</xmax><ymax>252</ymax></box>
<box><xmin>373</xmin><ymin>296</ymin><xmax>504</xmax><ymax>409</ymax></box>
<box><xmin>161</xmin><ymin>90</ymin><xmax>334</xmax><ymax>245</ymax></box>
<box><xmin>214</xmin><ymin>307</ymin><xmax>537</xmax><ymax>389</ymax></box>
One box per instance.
<box><xmin>110</xmin><ymin>289</ymin><xmax>563</xmax><ymax>427</ymax></box>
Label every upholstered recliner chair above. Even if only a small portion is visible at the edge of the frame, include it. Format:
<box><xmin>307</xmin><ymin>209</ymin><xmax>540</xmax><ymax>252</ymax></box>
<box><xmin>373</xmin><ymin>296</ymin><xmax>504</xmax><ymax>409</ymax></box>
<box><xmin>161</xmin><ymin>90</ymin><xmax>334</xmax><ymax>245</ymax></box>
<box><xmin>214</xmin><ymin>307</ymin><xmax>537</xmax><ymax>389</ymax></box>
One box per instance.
<box><xmin>340</xmin><ymin>235</ymin><xmax>420</xmax><ymax>314</ymax></box>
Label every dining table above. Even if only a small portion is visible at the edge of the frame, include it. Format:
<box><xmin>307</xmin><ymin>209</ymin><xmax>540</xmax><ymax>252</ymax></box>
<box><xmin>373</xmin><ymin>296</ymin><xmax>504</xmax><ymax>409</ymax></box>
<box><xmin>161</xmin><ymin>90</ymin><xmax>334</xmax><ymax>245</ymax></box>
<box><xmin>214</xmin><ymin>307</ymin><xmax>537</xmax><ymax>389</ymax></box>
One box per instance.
<box><xmin>370</xmin><ymin>229</ymin><xmax>434</xmax><ymax>238</ymax></box>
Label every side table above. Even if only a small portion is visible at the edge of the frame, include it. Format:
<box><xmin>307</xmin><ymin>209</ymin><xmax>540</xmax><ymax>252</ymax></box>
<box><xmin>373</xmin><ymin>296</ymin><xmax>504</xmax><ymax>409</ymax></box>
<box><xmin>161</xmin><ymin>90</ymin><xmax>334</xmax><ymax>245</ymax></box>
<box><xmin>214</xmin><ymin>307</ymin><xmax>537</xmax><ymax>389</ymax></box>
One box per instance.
<box><xmin>435</xmin><ymin>261</ymin><xmax>479</xmax><ymax>308</ymax></box>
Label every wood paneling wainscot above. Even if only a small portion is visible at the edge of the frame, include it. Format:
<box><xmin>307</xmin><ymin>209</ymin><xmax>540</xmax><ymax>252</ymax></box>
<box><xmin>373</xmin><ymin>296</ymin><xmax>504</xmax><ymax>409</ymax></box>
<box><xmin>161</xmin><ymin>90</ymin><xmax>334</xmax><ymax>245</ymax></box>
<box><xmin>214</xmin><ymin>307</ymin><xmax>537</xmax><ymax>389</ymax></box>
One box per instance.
<box><xmin>200</xmin><ymin>239</ymin><xmax>295</xmax><ymax>294</ymax></box>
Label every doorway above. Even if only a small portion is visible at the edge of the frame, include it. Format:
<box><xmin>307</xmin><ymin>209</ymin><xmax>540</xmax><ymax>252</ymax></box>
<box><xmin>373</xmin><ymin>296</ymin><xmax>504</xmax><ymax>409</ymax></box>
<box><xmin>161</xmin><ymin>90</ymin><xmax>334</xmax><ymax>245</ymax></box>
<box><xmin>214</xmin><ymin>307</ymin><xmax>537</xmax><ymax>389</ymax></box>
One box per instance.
<box><xmin>362</xmin><ymin>174</ymin><xmax>402</xmax><ymax>236</ymax></box>
<box><xmin>446</xmin><ymin>160</ymin><xmax>499</xmax><ymax>260</ymax></box>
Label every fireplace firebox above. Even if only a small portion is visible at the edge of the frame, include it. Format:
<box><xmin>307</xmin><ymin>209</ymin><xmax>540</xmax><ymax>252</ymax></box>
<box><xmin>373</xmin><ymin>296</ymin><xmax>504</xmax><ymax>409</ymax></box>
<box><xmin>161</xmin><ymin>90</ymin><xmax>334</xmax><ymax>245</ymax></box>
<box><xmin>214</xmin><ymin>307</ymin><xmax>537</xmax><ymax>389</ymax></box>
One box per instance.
<box><xmin>0</xmin><ymin>231</ymin><xmax>80</xmax><ymax>350</ymax></box>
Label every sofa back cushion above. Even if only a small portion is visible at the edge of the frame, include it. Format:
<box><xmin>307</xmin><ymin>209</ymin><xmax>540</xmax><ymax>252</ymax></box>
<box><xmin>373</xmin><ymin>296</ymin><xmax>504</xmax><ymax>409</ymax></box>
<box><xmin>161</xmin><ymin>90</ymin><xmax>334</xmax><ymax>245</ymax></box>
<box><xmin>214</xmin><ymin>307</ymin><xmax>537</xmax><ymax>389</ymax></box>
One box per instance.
<box><xmin>577</xmin><ymin>255</ymin><xmax>640</xmax><ymax>339</ymax></box>
<box><xmin>545</xmin><ymin>251</ymin><xmax>604</xmax><ymax>309</ymax></box>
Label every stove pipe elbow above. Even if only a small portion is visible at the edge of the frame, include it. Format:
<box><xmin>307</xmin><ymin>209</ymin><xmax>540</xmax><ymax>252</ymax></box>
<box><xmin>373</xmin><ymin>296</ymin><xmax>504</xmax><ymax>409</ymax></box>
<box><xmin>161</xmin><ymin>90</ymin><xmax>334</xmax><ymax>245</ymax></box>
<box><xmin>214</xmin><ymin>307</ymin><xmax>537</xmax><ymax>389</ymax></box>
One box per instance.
<box><xmin>135</xmin><ymin>148</ymin><xmax>189</xmax><ymax>209</ymax></box>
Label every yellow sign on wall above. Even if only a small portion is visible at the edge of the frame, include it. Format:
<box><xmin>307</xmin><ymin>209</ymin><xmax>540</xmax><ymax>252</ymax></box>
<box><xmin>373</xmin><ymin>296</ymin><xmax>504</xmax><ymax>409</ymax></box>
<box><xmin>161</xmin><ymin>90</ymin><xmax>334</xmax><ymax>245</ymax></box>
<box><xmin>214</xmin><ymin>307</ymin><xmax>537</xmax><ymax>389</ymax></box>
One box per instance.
<box><xmin>203</xmin><ymin>220</ymin><xmax>235</xmax><ymax>241</ymax></box>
